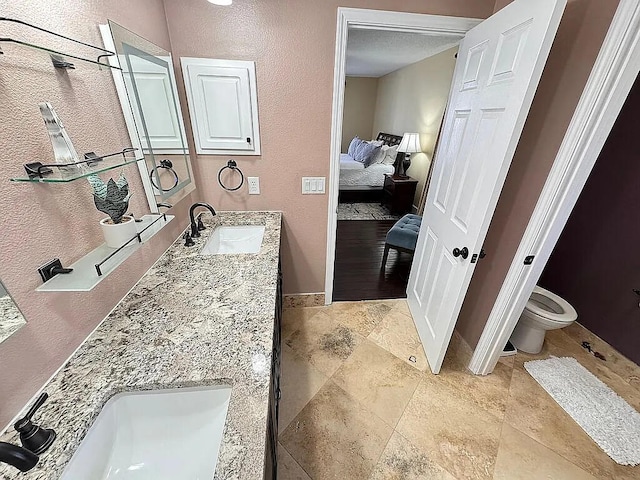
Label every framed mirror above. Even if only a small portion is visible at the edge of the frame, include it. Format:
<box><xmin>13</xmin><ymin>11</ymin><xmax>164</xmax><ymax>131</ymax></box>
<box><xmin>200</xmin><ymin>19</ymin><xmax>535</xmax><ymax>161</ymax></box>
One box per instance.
<box><xmin>0</xmin><ymin>279</ymin><xmax>26</xmax><ymax>344</ymax></box>
<box><xmin>100</xmin><ymin>21</ymin><xmax>195</xmax><ymax>210</ymax></box>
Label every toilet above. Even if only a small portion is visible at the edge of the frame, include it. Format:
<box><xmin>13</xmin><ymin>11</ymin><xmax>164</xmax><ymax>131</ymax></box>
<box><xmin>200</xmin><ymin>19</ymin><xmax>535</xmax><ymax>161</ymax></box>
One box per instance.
<box><xmin>509</xmin><ymin>286</ymin><xmax>578</xmax><ymax>354</ymax></box>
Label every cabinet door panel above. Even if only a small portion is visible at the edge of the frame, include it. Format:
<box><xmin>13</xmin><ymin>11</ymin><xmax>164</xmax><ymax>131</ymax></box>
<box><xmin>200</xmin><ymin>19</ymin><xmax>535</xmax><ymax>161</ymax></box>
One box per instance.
<box><xmin>182</xmin><ymin>58</ymin><xmax>261</xmax><ymax>155</ymax></box>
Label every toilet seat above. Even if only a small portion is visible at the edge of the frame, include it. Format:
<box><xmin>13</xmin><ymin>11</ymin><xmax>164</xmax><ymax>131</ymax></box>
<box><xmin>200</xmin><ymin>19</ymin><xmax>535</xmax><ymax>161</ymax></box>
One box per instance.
<box><xmin>525</xmin><ymin>286</ymin><xmax>577</xmax><ymax>324</ymax></box>
<box><xmin>511</xmin><ymin>285</ymin><xmax>578</xmax><ymax>354</ymax></box>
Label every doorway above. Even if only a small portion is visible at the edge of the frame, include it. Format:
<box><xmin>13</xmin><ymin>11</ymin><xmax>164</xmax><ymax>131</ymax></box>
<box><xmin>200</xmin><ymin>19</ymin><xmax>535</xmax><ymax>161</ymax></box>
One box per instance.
<box><xmin>538</xmin><ymin>74</ymin><xmax>640</xmax><ymax>362</ymax></box>
<box><xmin>332</xmin><ymin>26</ymin><xmax>462</xmax><ymax>302</ymax></box>
<box><xmin>469</xmin><ymin>0</ymin><xmax>640</xmax><ymax>375</ymax></box>
<box><xmin>325</xmin><ymin>9</ymin><xmax>481</xmax><ymax>304</ymax></box>
<box><xmin>328</xmin><ymin>1</ymin><xmax>567</xmax><ymax>375</ymax></box>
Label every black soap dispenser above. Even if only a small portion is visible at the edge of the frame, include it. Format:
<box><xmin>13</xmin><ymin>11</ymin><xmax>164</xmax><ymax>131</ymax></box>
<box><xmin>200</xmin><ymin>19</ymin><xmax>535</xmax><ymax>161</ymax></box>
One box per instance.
<box><xmin>14</xmin><ymin>393</ymin><xmax>56</xmax><ymax>455</ymax></box>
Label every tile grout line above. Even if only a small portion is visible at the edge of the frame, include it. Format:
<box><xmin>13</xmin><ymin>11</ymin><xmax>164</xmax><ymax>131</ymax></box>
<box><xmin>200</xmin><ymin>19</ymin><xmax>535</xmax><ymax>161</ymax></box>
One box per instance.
<box><xmin>505</xmin><ymin>421</ymin><xmax>605</xmax><ymax>478</ymax></box>
<box><xmin>505</xmin><ymin>353</ymin><xmax>611</xmax><ymax>477</ymax></box>
<box><xmin>278</xmin><ymin>440</ymin><xmax>315</xmax><ymax>480</ymax></box>
<box><xmin>387</xmin><ymin>369</ymin><xmax>422</xmax><ymax>430</ymax></box>
<box><xmin>560</xmin><ymin>325</ymin><xmax>640</xmax><ymax>395</ymax></box>
<box><xmin>322</xmin><ymin>302</ymin><xmax>419</xmax><ymax>477</ymax></box>
<box><xmin>327</xmin><ymin>363</ymin><xmax>398</xmax><ymax>430</ymax></box>
<box><xmin>491</xmin><ymin>417</ymin><xmax>508</xmax><ymax>479</ymax></box>
<box><xmin>283</xmin><ymin>375</ymin><xmax>397</xmax><ymax>477</ymax></box>
<box><xmin>287</xmin><ymin>302</ymin><xmax>637</xmax><ymax>478</ymax></box>
<box><xmin>322</xmin><ymin>378</ymin><xmax>396</xmax><ymax>477</ymax></box>
<box><xmin>277</xmin><ymin>343</ymin><xmax>330</xmax><ymax>434</ymax></box>
<box><xmin>395</xmin><ymin>428</ymin><xmax>460</xmax><ymax>480</ymax></box>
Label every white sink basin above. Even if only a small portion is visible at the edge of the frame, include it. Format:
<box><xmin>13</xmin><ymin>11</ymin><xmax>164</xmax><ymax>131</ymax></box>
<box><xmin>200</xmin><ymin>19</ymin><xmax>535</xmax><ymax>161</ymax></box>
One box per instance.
<box><xmin>60</xmin><ymin>385</ymin><xmax>232</xmax><ymax>480</ymax></box>
<box><xmin>200</xmin><ymin>225</ymin><xmax>265</xmax><ymax>255</ymax></box>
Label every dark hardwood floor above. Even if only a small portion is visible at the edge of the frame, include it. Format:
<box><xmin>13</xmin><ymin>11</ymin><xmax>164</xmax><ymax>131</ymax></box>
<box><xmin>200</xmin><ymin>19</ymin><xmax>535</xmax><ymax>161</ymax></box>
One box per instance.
<box><xmin>338</xmin><ymin>189</ymin><xmax>383</xmax><ymax>203</ymax></box>
<box><xmin>333</xmin><ymin>220</ymin><xmax>413</xmax><ymax>301</ymax></box>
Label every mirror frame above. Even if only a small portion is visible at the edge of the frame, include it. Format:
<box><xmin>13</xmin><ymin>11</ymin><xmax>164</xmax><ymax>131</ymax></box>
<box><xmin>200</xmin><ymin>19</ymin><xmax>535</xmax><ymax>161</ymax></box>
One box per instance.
<box><xmin>0</xmin><ymin>278</ymin><xmax>27</xmax><ymax>344</ymax></box>
<box><xmin>120</xmin><ymin>42</ymin><xmax>192</xmax><ymax>199</ymax></box>
<box><xmin>99</xmin><ymin>23</ymin><xmax>194</xmax><ymax>212</ymax></box>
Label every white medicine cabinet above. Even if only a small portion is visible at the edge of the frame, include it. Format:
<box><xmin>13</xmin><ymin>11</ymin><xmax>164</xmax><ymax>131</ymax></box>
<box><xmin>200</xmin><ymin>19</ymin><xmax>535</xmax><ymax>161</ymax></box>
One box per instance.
<box><xmin>181</xmin><ymin>58</ymin><xmax>261</xmax><ymax>155</ymax></box>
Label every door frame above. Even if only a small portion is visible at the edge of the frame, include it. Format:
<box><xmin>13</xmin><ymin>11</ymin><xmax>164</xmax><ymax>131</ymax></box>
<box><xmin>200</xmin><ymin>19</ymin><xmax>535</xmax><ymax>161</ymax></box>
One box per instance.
<box><xmin>325</xmin><ymin>7</ymin><xmax>482</xmax><ymax>304</ymax></box>
<box><xmin>469</xmin><ymin>0</ymin><xmax>640</xmax><ymax>374</ymax></box>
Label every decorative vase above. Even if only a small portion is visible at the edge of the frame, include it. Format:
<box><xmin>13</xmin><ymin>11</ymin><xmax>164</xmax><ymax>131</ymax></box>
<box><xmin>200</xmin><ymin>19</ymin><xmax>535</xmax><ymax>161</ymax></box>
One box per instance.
<box><xmin>400</xmin><ymin>155</ymin><xmax>412</xmax><ymax>177</ymax></box>
<box><xmin>100</xmin><ymin>215</ymin><xmax>137</xmax><ymax>248</ymax></box>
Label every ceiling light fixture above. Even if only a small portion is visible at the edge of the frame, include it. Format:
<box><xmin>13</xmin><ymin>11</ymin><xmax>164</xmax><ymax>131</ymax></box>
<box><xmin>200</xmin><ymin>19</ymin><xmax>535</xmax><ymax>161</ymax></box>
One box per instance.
<box><xmin>207</xmin><ymin>0</ymin><xmax>232</xmax><ymax>5</ymax></box>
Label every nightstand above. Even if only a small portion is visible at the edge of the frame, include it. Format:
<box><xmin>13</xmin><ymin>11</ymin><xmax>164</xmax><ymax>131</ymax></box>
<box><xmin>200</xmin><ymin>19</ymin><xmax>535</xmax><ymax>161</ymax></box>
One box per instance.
<box><xmin>382</xmin><ymin>174</ymin><xmax>418</xmax><ymax>214</ymax></box>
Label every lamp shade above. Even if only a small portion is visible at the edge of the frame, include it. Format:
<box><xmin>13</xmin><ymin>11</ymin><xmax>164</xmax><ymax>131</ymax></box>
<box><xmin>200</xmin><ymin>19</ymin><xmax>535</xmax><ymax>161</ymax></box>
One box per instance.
<box><xmin>398</xmin><ymin>133</ymin><xmax>421</xmax><ymax>153</ymax></box>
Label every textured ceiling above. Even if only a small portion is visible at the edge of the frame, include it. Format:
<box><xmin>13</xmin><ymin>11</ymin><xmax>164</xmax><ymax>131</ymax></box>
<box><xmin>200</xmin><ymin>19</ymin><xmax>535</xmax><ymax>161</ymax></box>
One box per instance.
<box><xmin>346</xmin><ymin>28</ymin><xmax>462</xmax><ymax>77</ymax></box>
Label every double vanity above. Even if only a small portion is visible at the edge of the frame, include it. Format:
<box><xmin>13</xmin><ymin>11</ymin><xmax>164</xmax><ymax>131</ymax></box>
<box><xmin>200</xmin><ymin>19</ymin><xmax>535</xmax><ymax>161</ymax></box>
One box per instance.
<box><xmin>0</xmin><ymin>211</ymin><xmax>282</xmax><ymax>479</ymax></box>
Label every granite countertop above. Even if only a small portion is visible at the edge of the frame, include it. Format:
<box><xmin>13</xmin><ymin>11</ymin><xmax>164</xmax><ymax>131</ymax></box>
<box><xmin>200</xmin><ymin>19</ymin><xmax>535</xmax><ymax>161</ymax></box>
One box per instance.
<box><xmin>0</xmin><ymin>211</ymin><xmax>282</xmax><ymax>480</ymax></box>
<box><xmin>0</xmin><ymin>296</ymin><xmax>26</xmax><ymax>344</ymax></box>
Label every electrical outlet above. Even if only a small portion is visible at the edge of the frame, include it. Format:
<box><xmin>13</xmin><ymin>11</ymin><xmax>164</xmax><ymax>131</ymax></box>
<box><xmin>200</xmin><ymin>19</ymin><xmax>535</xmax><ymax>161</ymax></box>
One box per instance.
<box><xmin>248</xmin><ymin>176</ymin><xmax>260</xmax><ymax>194</ymax></box>
<box><xmin>302</xmin><ymin>177</ymin><xmax>326</xmax><ymax>194</ymax></box>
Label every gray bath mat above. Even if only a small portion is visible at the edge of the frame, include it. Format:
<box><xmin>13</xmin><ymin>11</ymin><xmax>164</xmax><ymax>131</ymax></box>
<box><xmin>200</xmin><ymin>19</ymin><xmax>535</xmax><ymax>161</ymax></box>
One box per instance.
<box><xmin>524</xmin><ymin>356</ymin><xmax>640</xmax><ymax>465</ymax></box>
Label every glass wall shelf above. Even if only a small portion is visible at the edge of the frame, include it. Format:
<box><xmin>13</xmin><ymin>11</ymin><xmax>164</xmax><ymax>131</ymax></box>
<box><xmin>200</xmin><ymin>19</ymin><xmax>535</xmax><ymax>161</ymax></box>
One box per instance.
<box><xmin>0</xmin><ymin>17</ymin><xmax>121</xmax><ymax>71</ymax></box>
<box><xmin>10</xmin><ymin>153</ymin><xmax>141</xmax><ymax>183</ymax></box>
<box><xmin>37</xmin><ymin>214</ymin><xmax>174</xmax><ymax>292</ymax></box>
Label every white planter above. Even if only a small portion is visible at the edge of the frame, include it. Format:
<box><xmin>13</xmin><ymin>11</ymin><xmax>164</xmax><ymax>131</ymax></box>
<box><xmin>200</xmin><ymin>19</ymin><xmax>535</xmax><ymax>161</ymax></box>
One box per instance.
<box><xmin>100</xmin><ymin>215</ymin><xmax>138</xmax><ymax>248</ymax></box>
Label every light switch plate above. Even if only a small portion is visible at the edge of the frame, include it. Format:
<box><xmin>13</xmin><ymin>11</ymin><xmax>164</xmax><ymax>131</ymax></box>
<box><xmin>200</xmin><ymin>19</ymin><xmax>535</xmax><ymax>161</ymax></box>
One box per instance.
<box><xmin>248</xmin><ymin>177</ymin><xmax>260</xmax><ymax>194</ymax></box>
<box><xmin>302</xmin><ymin>177</ymin><xmax>325</xmax><ymax>194</ymax></box>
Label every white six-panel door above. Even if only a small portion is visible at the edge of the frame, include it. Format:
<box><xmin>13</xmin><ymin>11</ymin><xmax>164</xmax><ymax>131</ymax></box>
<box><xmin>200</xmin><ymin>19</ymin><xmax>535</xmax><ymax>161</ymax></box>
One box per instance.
<box><xmin>407</xmin><ymin>0</ymin><xmax>566</xmax><ymax>374</ymax></box>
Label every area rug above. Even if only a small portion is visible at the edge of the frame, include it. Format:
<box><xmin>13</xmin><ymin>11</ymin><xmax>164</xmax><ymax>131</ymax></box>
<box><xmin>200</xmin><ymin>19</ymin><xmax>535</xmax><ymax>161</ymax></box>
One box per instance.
<box><xmin>337</xmin><ymin>202</ymin><xmax>402</xmax><ymax>221</ymax></box>
<box><xmin>524</xmin><ymin>356</ymin><xmax>640</xmax><ymax>465</ymax></box>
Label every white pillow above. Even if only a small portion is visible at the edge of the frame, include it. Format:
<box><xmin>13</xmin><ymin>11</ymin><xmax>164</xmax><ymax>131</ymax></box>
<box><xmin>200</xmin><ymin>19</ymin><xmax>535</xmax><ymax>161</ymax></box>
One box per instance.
<box><xmin>381</xmin><ymin>145</ymin><xmax>399</xmax><ymax>165</ymax></box>
<box><xmin>370</xmin><ymin>145</ymin><xmax>386</xmax><ymax>165</ymax></box>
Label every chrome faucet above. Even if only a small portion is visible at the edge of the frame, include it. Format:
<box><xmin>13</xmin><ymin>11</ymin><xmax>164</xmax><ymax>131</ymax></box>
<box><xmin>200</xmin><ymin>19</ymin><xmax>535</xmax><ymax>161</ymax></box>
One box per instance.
<box><xmin>186</xmin><ymin>202</ymin><xmax>217</xmax><ymax>244</ymax></box>
<box><xmin>0</xmin><ymin>442</ymin><xmax>38</xmax><ymax>472</ymax></box>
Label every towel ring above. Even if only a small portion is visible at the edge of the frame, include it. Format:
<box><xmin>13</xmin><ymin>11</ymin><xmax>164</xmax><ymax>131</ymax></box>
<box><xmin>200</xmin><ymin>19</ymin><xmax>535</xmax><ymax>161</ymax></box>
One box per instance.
<box><xmin>218</xmin><ymin>159</ymin><xmax>244</xmax><ymax>191</ymax></box>
<box><xmin>149</xmin><ymin>159</ymin><xmax>179</xmax><ymax>192</ymax></box>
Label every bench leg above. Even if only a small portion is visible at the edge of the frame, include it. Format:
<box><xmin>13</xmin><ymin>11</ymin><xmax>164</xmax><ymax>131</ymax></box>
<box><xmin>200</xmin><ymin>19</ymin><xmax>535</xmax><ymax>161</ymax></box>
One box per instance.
<box><xmin>382</xmin><ymin>243</ymin><xmax>390</xmax><ymax>270</ymax></box>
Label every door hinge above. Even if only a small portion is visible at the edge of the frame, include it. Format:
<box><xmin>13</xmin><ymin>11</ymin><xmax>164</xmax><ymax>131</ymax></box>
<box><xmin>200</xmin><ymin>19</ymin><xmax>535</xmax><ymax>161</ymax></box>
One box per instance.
<box><xmin>524</xmin><ymin>255</ymin><xmax>535</xmax><ymax>265</ymax></box>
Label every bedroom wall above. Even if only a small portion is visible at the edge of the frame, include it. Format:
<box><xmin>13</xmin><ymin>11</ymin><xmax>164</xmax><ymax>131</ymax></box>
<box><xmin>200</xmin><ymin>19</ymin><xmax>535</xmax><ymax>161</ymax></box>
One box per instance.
<box><xmin>455</xmin><ymin>0</ymin><xmax>620</xmax><ymax>349</ymax></box>
<box><xmin>0</xmin><ymin>0</ymin><xmax>197</xmax><ymax>428</ymax></box>
<box><xmin>341</xmin><ymin>77</ymin><xmax>379</xmax><ymax>152</ymax></box>
<box><xmin>162</xmin><ymin>0</ymin><xmax>496</xmax><ymax>296</ymax></box>
<box><xmin>372</xmin><ymin>46</ymin><xmax>458</xmax><ymax>207</ymax></box>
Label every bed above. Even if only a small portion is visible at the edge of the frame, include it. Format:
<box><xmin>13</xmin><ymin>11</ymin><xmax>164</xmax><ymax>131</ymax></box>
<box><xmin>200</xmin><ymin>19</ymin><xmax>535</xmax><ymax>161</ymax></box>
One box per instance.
<box><xmin>339</xmin><ymin>132</ymin><xmax>402</xmax><ymax>191</ymax></box>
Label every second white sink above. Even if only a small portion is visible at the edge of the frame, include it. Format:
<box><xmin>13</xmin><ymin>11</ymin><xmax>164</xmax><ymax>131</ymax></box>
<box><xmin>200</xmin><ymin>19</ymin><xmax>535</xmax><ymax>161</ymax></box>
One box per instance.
<box><xmin>60</xmin><ymin>385</ymin><xmax>231</xmax><ymax>480</ymax></box>
<box><xmin>201</xmin><ymin>225</ymin><xmax>265</xmax><ymax>255</ymax></box>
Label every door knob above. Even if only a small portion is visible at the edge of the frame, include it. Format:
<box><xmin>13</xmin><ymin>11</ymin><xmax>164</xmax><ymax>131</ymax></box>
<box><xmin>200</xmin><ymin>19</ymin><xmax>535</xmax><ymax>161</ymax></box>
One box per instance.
<box><xmin>453</xmin><ymin>247</ymin><xmax>469</xmax><ymax>259</ymax></box>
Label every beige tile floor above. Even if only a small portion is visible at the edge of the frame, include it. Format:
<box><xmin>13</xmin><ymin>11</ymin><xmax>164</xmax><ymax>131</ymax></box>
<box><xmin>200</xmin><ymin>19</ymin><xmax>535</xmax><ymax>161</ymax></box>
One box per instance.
<box><xmin>277</xmin><ymin>300</ymin><xmax>640</xmax><ymax>480</ymax></box>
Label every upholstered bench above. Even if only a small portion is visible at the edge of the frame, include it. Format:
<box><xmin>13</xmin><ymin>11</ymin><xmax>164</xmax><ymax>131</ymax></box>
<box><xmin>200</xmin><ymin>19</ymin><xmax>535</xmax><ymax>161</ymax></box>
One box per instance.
<box><xmin>382</xmin><ymin>214</ymin><xmax>422</xmax><ymax>269</ymax></box>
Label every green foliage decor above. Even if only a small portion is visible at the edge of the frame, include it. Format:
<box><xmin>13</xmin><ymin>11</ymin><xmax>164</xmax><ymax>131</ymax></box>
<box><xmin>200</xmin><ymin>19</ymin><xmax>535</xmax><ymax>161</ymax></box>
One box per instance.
<box><xmin>88</xmin><ymin>172</ymin><xmax>132</xmax><ymax>224</ymax></box>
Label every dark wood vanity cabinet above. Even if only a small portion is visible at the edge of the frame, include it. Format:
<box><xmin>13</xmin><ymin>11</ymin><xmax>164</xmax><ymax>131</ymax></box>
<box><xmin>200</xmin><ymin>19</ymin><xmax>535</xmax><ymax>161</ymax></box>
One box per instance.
<box><xmin>264</xmin><ymin>261</ymin><xmax>282</xmax><ymax>479</ymax></box>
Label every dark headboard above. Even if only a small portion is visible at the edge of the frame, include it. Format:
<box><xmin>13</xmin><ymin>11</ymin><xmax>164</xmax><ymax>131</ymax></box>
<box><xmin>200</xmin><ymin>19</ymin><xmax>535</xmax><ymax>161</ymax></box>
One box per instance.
<box><xmin>376</xmin><ymin>132</ymin><xmax>404</xmax><ymax>171</ymax></box>
<box><xmin>375</xmin><ymin>132</ymin><xmax>403</xmax><ymax>147</ymax></box>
